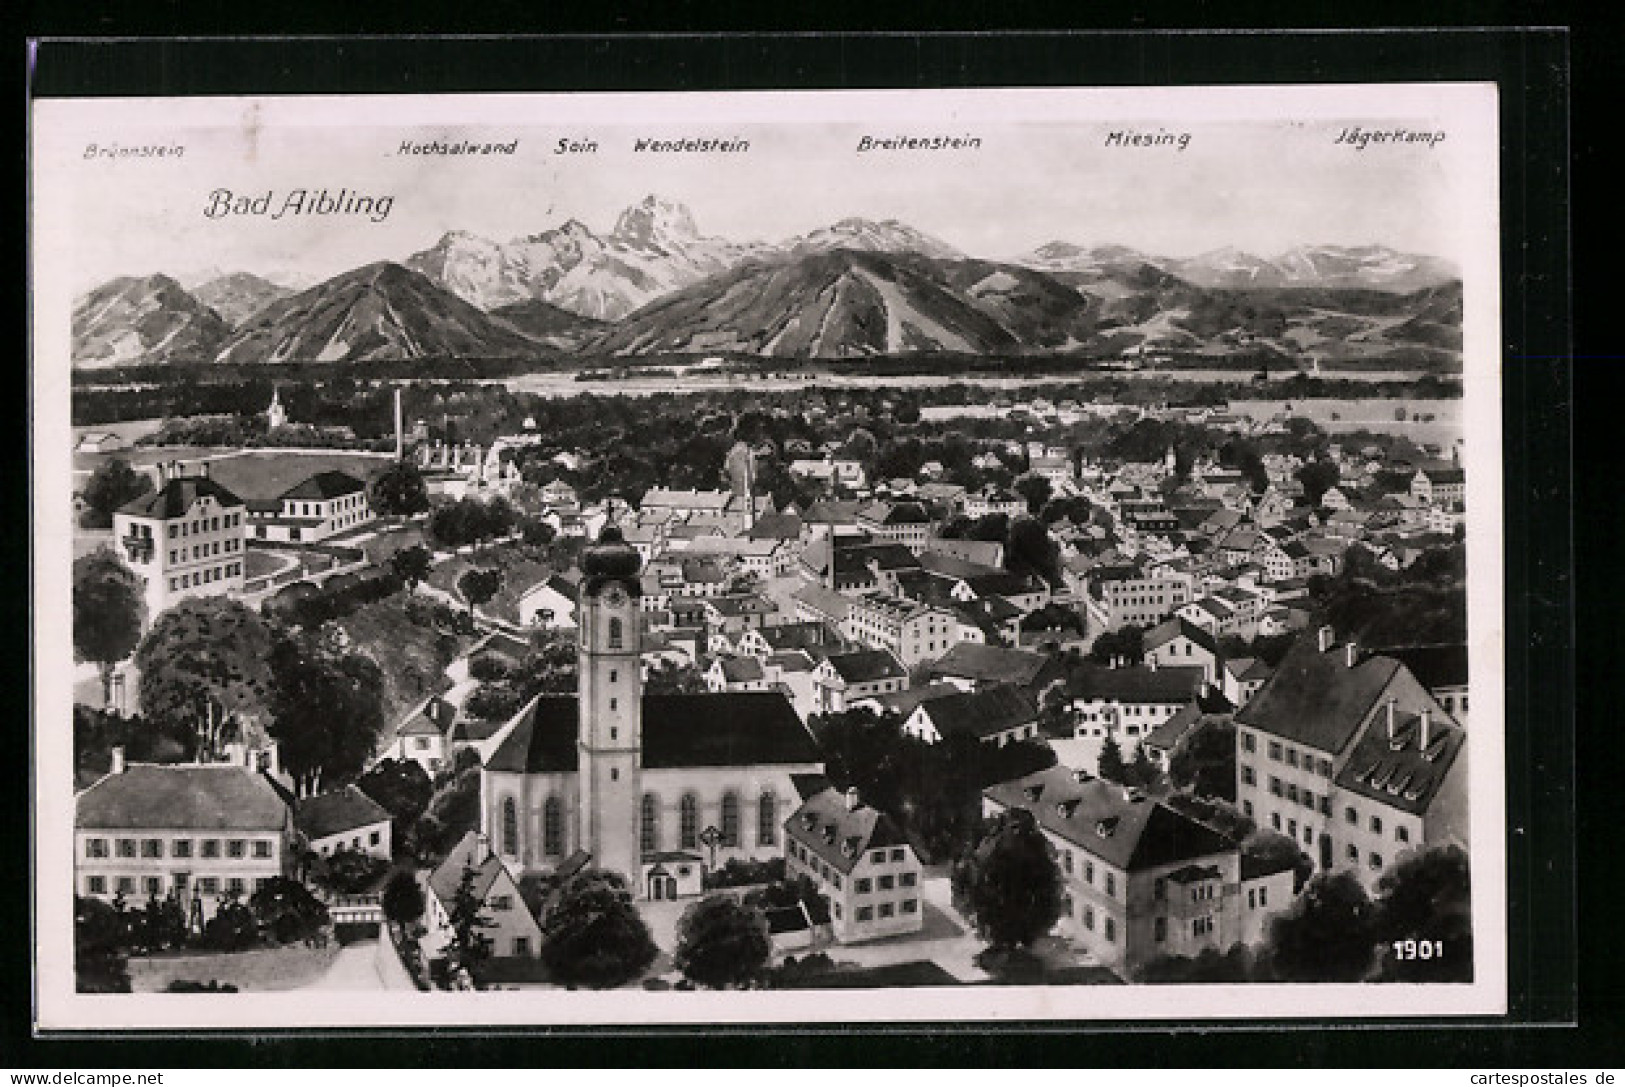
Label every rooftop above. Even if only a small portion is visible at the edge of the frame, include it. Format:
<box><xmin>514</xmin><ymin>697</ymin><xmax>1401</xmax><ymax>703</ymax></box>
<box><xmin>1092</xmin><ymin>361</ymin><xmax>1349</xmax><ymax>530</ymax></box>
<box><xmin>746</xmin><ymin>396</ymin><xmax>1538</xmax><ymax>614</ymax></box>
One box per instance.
<box><xmin>984</xmin><ymin>765</ymin><xmax>1238</xmax><ymax>871</ymax></box>
<box><xmin>118</xmin><ymin>476</ymin><xmax>246</xmax><ymax>519</ymax></box>
<box><xmin>294</xmin><ymin>784</ymin><xmax>392</xmax><ymax>841</ymax></box>
<box><xmin>824</xmin><ymin>649</ymin><xmax>908</xmax><ymax>685</ymax></box>
<box><xmin>485</xmin><ymin>691</ymin><xmax>822</xmax><ymax>774</ymax></box>
<box><xmin>1234</xmin><ymin>636</ymin><xmax>1404</xmax><ymax>755</ymax></box>
<box><xmin>927</xmin><ymin>643</ymin><xmax>1057</xmax><ymax>688</ymax></box>
<box><xmin>785</xmin><ymin>786</ymin><xmax>911</xmax><ymax>875</ymax></box>
<box><xmin>914</xmin><ymin>685</ymin><xmax>1038</xmax><ymax>740</ymax></box>
<box><xmin>77</xmin><ymin>763</ymin><xmax>289</xmax><ymax>831</ymax></box>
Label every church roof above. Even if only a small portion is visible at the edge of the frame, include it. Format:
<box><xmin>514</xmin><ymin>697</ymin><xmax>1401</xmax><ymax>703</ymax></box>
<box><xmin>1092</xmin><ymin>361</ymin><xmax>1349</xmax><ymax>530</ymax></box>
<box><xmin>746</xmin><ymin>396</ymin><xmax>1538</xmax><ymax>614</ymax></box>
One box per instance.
<box><xmin>484</xmin><ymin>692</ymin><xmax>822</xmax><ymax>774</ymax></box>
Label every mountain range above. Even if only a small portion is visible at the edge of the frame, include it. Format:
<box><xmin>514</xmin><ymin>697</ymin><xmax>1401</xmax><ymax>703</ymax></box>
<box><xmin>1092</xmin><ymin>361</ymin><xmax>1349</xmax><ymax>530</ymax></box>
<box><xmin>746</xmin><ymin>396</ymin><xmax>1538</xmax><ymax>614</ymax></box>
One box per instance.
<box><xmin>70</xmin><ymin>195</ymin><xmax>1463</xmax><ymax>368</ymax></box>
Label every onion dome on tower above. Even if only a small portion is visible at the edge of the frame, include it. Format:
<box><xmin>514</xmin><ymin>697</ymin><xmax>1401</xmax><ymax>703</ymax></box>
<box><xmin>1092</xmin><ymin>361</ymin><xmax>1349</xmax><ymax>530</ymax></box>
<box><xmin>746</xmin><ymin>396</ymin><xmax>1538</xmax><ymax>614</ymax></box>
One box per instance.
<box><xmin>581</xmin><ymin>525</ymin><xmax>643</xmax><ymax>597</ymax></box>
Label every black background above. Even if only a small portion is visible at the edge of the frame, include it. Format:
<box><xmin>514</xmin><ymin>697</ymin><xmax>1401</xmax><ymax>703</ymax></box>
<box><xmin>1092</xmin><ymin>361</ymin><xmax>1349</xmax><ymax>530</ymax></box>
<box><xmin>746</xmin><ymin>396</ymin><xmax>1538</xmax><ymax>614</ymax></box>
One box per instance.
<box><xmin>8</xmin><ymin>19</ymin><xmax>1606</xmax><ymax>1069</ymax></box>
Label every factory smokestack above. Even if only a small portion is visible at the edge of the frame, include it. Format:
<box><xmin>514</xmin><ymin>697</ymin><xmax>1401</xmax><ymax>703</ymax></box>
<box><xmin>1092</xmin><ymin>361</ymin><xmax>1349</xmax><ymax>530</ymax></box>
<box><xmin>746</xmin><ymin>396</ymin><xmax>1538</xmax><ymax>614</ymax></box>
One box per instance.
<box><xmin>394</xmin><ymin>387</ymin><xmax>404</xmax><ymax>460</ymax></box>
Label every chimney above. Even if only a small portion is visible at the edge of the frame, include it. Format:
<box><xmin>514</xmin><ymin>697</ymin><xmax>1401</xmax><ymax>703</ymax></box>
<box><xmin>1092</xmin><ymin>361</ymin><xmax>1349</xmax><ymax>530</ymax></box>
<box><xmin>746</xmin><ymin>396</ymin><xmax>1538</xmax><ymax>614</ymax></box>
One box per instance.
<box><xmin>1386</xmin><ymin>699</ymin><xmax>1397</xmax><ymax>742</ymax></box>
<box><xmin>1317</xmin><ymin>625</ymin><xmax>1335</xmax><ymax>653</ymax></box>
<box><xmin>394</xmin><ymin>387</ymin><xmax>404</xmax><ymax>460</ymax></box>
<box><xmin>156</xmin><ymin>462</ymin><xmax>167</xmax><ymax>486</ymax></box>
<box><xmin>199</xmin><ymin>460</ymin><xmax>210</xmax><ymax>479</ymax></box>
<box><xmin>845</xmin><ymin>786</ymin><xmax>861</xmax><ymax>812</ymax></box>
<box><xmin>109</xmin><ymin>746</ymin><xmax>125</xmax><ymax>775</ymax></box>
<box><xmin>1147</xmin><ymin>654</ymin><xmax>1158</xmax><ymax>672</ymax></box>
<box><xmin>1419</xmin><ymin>708</ymin><xmax>1432</xmax><ymax>750</ymax></box>
<box><xmin>476</xmin><ymin>832</ymin><xmax>492</xmax><ymax>863</ymax></box>
<box><xmin>1345</xmin><ymin>640</ymin><xmax>1359</xmax><ymax>668</ymax></box>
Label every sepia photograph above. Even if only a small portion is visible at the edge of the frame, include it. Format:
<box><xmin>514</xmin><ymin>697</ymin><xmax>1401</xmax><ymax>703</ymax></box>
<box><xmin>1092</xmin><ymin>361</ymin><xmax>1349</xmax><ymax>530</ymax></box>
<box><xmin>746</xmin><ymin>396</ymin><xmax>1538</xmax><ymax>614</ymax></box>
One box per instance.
<box><xmin>30</xmin><ymin>82</ymin><xmax>1506</xmax><ymax>1029</ymax></box>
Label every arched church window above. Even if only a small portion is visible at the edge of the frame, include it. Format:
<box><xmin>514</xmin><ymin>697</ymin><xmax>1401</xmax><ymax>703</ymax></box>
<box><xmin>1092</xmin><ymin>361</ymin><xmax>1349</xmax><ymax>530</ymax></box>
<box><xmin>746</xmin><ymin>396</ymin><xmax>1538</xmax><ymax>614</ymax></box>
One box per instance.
<box><xmin>720</xmin><ymin>791</ymin><xmax>740</xmax><ymax>848</ymax></box>
<box><xmin>757</xmin><ymin>791</ymin><xmax>778</xmax><ymax>847</ymax></box>
<box><xmin>641</xmin><ymin>793</ymin><xmax>660</xmax><ymax>856</ymax></box>
<box><xmin>679</xmin><ymin>793</ymin><xmax>698</xmax><ymax>849</ymax></box>
<box><xmin>608</xmin><ymin>617</ymin><xmax>624</xmax><ymax>649</ymax></box>
<box><xmin>543</xmin><ymin>796</ymin><xmax>563</xmax><ymax>857</ymax></box>
<box><xmin>501</xmin><ymin>796</ymin><xmax>518</xmax><ymax>856</ymax></box>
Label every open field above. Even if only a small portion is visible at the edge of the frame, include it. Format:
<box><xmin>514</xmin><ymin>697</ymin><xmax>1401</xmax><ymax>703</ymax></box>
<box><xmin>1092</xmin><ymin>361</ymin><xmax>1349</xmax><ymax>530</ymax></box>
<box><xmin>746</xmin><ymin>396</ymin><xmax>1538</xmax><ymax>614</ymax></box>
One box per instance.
<box><xmin>129</xmin><ymin>943</ymin><xmax>340</xmax><ymax>993</ymax></box>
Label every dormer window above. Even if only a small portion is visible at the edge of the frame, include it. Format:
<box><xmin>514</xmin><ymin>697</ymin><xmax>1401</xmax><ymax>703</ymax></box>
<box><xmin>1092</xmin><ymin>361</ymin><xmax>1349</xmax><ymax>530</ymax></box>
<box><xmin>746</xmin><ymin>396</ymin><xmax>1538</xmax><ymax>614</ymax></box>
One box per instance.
<box><xmin>1095</xmin><ymin>817</ymin><xmax>1119</xmax><ymax>838</ymax></box>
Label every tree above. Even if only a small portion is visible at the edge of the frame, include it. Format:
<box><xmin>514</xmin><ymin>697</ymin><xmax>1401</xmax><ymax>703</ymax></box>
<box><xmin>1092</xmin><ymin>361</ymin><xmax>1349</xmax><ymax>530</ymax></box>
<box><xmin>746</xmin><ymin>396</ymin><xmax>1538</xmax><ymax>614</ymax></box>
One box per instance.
<box><xmin>382</xmin><ymin>870</ymin><xmax>426</xmax><ymax>933</ymax></box>
<box><xmin>1005</xmin><ymin>516</ymin><xmax>1061</xmax><ymax>587</ymax></box>
<box><xmin>75</xmin><ymin>896</ymin><xmax>130</xmax><ymax>993</ymax></box>
<box><xmin>1168</xmin><ymin>719</ymin><xmax>1237</xmax><ymax>800</ymax></box>
<box><xmin>674</xmin><ymin>895</ymin><xmax>773</xmax><ymax>989</ymax></box>
<box><xmin>201</xmin><ymin>893</ymin><xmax>260</xmax><ymax>951</ymax></box>
<box><xmin>80</xmin><ymin>458</ymin><xmax>153</xmax><ymax>529</ymax></box>
<box><xmin>1014</xmin><ymin>474</ymin><xmax>1053</xmax><ymax>515</ymax></box>
<box><xmin>539</xmin><ymin>868</ymin><xmax>658</xmax><ymax>989</ymax></box>
<box><xmin>1296</xmin><ymin>459</ymin><xmax>1341</xmax><ymax>508</ymax></box>
<box><xmin>1097</xmin><ymin>730</ymin><xmax>1128</xmax><ymax>783</ymax></box>
<box><xmin>134</xmin><ymin>597</ymin><xmax>274</xmax><ymax>761</ymax></box>
<box><xmin>1371</xmin><ymin>845</ymin><xmax>1472</xmax><ymax>982</ymax></box>
<box><xmin>645</xmin><ymin>660</ymin><xmax>707</xmax><ymax>695</ymax></box>
<box><xmin>1087</xmin><ymin>625</ymin><xmax>1146</xmax><ymax>667</ymax></box>
<box><xmin>72</xmin><ymin>549</ymin><xmax>148</xmax><ymax>706</ymax></box>
<box><xmin>313</xmin><ymin>847</ymin><xmax>390</xmax><ymax>896</ymax></box>
<box><xmin>249</xmin><ymin>877</ymin><xmax>330</xmax><ymax>944</ymax></box>
<box><xmin>356</xmin><ymin>758</ymin><xmax>434</xmax><ymax>842</ymax></box>
<box><xmin>1263</xmin><ymin>870</ymin><xmax>1376</xmax><ymax>982</ymax></box>
<box><xmin>457</xmin><ymin>567</ymin><xmax>502</xmax><ymax>619</ymax></box>
<box><xmin>444</xmin><ymin>863</ymin><xmax>495</xmax><ymax>977</ymax></box>
<box><xmin>370</xmin><ymin>459</ymin><xmax>430</xmax><ymax>517</ymax></box>
<box><xmin>951</xmin><ymin>808</ymin><xmax>1064</xmax><ymax>951</ymax></box>
<box><xmin>266</xmin><ymin>635</ymin><xmax>388</xmax><ymax>796</ymax></box>
<box><xmin>1240</xmin><ymin>831</ymin><xmax>1315</xmax><ymax>894</ymax></box>
<box><xmin>389</xmin><ymin>544</ymin><xmax>433</xmax><ymax>596</ymax></box>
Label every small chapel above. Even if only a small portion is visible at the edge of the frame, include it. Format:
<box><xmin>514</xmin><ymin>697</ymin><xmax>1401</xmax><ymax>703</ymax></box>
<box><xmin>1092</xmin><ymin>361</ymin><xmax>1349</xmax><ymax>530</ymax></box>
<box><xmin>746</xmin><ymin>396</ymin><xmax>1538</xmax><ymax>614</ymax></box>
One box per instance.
<box><xmin>479</xmin><ymin>527</ymin><xmax>825</xmax><ymax>900</ymax></box>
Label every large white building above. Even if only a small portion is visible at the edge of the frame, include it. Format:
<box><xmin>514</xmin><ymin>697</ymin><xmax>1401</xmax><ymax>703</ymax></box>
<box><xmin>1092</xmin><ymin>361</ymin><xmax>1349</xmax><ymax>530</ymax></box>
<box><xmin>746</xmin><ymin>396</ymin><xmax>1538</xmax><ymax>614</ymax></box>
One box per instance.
<box><xmin>479</xmin><ymin>528</ymin><xmax>825</xmax><ymax>900</ymax></box>
<box><xmin>245</xmin><ymin>470</ymin><xmax>372</xmax><ymax>544</ymax></box>
<box><xmin>1233</xmin><ymin>628</ymin><xmax>1468</xmax><ymax>890</ymax></box>
<box><xmin>74</xmin><ymin>751</ymin><xmax>294</xmax><ymax>924</ymax></box>
<box><xmin>112</xmin><ymin>465</ymin><xmax>249</xmax><ymax>623</ymax></box>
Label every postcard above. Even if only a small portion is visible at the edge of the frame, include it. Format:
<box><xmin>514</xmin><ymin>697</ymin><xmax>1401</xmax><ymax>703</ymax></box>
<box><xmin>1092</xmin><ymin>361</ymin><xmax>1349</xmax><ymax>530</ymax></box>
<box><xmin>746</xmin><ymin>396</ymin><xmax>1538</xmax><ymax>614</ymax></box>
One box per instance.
<box><xmin>32</xmin><ymin>83</ymin><xmax>1505</xmax><ymax>1029</ymax></box>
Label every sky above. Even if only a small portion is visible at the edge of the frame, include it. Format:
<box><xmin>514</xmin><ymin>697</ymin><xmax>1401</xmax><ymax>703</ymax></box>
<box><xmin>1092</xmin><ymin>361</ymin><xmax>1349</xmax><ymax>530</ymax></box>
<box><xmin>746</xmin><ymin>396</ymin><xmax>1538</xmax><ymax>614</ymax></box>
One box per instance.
<box><xmin>35</xmin><ymin>88</ymin><xmax>1496</xmax><ymax>292</ymax></box>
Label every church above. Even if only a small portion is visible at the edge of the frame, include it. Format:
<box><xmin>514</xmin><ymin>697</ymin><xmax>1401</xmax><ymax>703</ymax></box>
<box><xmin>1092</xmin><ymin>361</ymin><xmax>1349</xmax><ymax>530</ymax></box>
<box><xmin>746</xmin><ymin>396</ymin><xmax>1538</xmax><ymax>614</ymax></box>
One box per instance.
<box><xmin>479</xmin><ymin>527</ymin><xmax>826</xmax><ymax>900</ymax></box>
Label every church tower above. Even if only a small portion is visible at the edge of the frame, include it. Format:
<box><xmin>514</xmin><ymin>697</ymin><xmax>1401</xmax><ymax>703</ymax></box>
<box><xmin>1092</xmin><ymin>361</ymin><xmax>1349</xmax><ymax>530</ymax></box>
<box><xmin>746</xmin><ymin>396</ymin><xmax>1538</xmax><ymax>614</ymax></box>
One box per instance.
<box><xmin>575</xmin><ymin>526</ymin><xmax>644</xmax><ymax>885</ymax></box>
<box><xmin>266</xmin><ymin>386</ymin><xmax>287</xmax><ymax>431</ymax></box>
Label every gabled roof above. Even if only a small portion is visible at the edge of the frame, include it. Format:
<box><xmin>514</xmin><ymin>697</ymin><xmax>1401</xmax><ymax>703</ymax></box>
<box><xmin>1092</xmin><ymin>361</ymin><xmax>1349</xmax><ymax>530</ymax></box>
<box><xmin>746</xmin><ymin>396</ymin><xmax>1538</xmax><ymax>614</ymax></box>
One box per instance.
<box><xmin>756</xmin><ymin>621</ymin><xmax>843</xmax><ymax>653</ymax></box>
<box><xmin>857</xmin><ymin>500</ymin><xmax>932</xmax><ymax>526</ymax></box>
<box><xmin>485</xmin><ymin>692</ymin><xmax>822</xmax><ymax>773</ymax></box>
<box><xmin>785</xmin><ymin>787</ymin><xmax>912</xmax><ymax>875</ymax></box>
<box><xmin>1234</xmin><ymin>637</ymin><xmax>1404</xmax><ymax>755</ymax></box>
<box><xmin>852</xmin><ymin>682</ymin><xmax>962</xmax><ymax>718</ymax></box>
<box><xmin>281</xmin><ymin>470</ymin><xmax>366</xmax><ymax>500</ymax></box>
<box><xmin>927</xmin><ymin>643</ymin><xmax>1057</xmax><ymax>688</ymax></box>
<box><xmin>915</xmin><ymin>685</ymin><xmax>1038</xmax><ymax>740</ymax></box>
<box><xmin>295</xmin><ymin>784</ymin><xmax>392</xmax><ymax>841</ymax></box>
<box><xmin>1144</xmin><ymin>616</ymin><xmax>1219</xmax><ymax>657</ymax></box>
<box><xmin>985</xmin><ymin>765</ymin><xmax>1237</xmax><ymax>871</ymax></box>
<box><xmin>716</xmin><ymin>656</ymin><xmax>766</xmax><ymax>683</ymax></box>
<box><xmin>118</xmin><ymin>476</ymin><xmax>246</xmax><ymax>518</ymax></box>
<box><xmin>823</xmin><ymin>649</ymin><xmax>907</xmax><ymax>685</ymax></box>
<box><xmin>426</xmin><ymin>830</ymin><xmax>511</xmax><ymax>907</ymax></box>
<box><xmin>748</xmin><ymin>511</ymin><xmax>804</xmax><ymax>541</ymax></box>
<box><xmin>1067</xmin><ymin>662</ymin><xmax>1204</xmax><ymax>705</ymax></box>
<box><xmin>790</xmin><ymin>584</ymin><xmax>855</xmax><ymax>622</ymax></box>
<box><xmin>77</xmin><ymin>764</ymin><xmax>289</xmax><ymax>831</ymax></box>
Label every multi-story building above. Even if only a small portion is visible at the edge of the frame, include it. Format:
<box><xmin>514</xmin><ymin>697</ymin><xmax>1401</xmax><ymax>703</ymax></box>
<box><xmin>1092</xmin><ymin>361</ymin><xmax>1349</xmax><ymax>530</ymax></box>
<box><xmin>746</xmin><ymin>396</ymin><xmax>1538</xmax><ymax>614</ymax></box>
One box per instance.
<box><xmin>1411</xmin><ymin>466</ymin><xmax>1466</xmax><ymax>507</ymax></box>
<box><xmin>296</xmin><ymin>784</ymin><xmax>394</xmax><ymax>860</ymax></box>
<box><xmin>902</xmin><ymin>685</ymin><xmax>1040</xmax><ymax>747</ymax></box>
<box><xmin>244</xmin><ymin>470</ymin><xmax>372</xmax><ymax>543</ymax></box>
<box><xmin>421</xmin><ymin>830</ymin><xmax>544</xmax><ymax>961</ymax></box>
<box><xmin>984</xmin><ymin>766</ymin><xmax>1286</xmax><ymax>977</ymax></box>
<box><xmin>784</xmin><ymin>786</ymin><xmax>924</xmax><ymax>944</ymax></box>
<box><xmin>112</xmin><ymin>464</ymin><xmax>248</xmax><ymax>623</ymax></box>
<box><xmin>1233</xmin><ymin>628</ymin><xmax>1468</xmax><ymax>889</ymax></box>
<box><xmin>812</xmin><ymin>649</ymin><xmax>909</xmax><ymax>714</ymax></box>
<box><xmin>844</xmin><ymin>592</ymin><xmax>959</xmax><ymax>667</ymax></box>
<box><xmin>74</xmin><ymin>750</ymin><xmax>294</xmax><ymax>923</ymax></box>
<box><xmin>855</xmin><ymin>500</ymin><xmax>933</xmax><ymax>554</ymax></box>
<box><xmin>964</xmin><ymin>487</ymin><xmax>1026</xmax><ymax>520</ymax></box>
<box><xmin>1083</xmin><ymin>565</ymin><xmax>1195</xmax><ymax>632</ymax></box>
<box><xmin>1067</xmin><ymin>661</ymin><xmax>1205</xmax><ymax>771</ymax></box>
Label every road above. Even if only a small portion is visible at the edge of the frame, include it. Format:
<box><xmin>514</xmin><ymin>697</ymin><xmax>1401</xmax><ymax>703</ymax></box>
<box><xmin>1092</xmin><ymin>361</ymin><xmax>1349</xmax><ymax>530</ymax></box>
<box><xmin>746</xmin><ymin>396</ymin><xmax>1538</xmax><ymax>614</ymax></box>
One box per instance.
<box><xmin>304</xmin><ymin>936</ymin><xmax>419</xmax><ymax>991</ymax></box>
